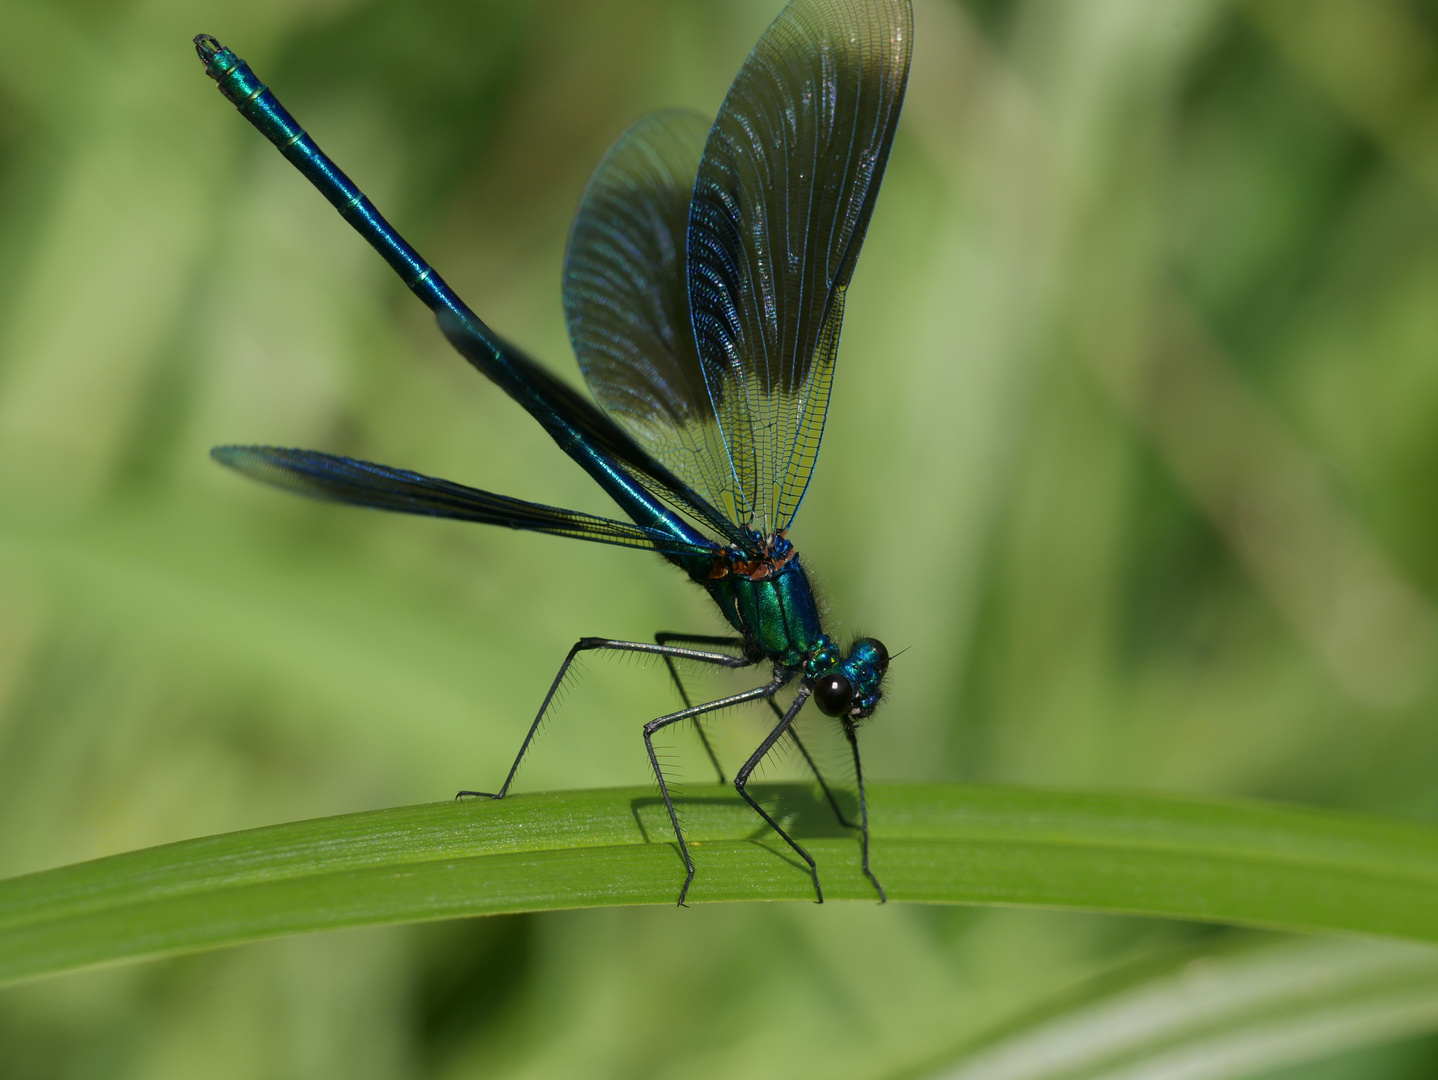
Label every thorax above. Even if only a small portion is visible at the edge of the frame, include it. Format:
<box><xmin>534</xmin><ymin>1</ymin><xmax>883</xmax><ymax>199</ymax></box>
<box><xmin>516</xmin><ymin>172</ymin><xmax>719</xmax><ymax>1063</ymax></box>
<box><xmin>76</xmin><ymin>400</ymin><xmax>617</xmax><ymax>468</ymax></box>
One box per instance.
<box><xmin>700</xmin><ymin>535</ymin><xmax>825</xmax><ymax>665</ymax></box>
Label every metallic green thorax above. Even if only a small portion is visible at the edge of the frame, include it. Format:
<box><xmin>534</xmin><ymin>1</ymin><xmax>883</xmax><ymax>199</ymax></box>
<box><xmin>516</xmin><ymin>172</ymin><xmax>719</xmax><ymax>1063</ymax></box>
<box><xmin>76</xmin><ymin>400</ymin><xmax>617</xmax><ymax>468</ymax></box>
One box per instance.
<box><xmin>705</xmin><ymin>561</ymin><xmax>826</xmax><ymax>667</ymax></box>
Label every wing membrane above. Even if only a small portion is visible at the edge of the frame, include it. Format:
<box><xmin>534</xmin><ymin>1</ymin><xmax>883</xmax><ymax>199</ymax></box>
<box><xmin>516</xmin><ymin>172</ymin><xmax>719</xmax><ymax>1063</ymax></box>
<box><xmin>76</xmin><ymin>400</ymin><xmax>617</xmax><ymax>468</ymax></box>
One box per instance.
<box><xmin>687</xmin><ymin>0</ymin><xmax>912</xmax><ymax>532</ymax></box>
<box><xmin>212</xmin><ymin>445</ymin><xmax>719</xmax><ymax>557</ymax></box>
<box><xmin>562</xmin><ymin>110</ymin><xmax>745</xmax><ymax>525</ymax></box>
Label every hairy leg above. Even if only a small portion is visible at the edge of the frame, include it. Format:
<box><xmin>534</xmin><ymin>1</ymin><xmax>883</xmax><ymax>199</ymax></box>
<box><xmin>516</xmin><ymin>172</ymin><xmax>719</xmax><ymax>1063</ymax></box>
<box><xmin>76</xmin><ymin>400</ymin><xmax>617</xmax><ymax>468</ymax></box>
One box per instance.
<box><xmin>653</xmin><ymin>632</ymin><xmax>855</xmax><ymax>826</ymax></box>
<box><xmin>458</xmin><ymin>637</ymin><xmax>755</xmax><ymax>800</ymax></box>
<box><xmin>655</xmin><ymin>632</ymin><xmax>748</xmax><ymax>785</ymax></box>
<box><xmin>843</xmin><ymin>722</ymin><xmax>886</xmax><ymax>902</ymax></box>
<box><xmin>733</xmin><ymin>686</ymin><xmax>825</xmax><ymax>902</ymax></box>
<box><xmin>644</xmin><ymin>667</ymin><xmax>792</xmax><ymax>904</ymax></box>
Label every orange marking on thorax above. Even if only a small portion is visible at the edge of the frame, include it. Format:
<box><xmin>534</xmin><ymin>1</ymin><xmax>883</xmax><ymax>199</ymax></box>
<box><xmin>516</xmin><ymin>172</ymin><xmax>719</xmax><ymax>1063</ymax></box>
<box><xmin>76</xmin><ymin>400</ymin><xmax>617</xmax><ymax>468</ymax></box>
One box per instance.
<box><xmin>707</xmin><ymin>530</ymin><xmax>796</xmax><ymax>581</ymax></box>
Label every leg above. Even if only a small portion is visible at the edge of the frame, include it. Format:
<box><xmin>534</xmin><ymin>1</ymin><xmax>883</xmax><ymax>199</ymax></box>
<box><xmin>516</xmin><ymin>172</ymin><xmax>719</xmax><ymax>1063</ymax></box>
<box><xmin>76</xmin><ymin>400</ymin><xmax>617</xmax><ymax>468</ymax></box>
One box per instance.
<box><xmin>656</xmin><ymin>632</ymin><xmax>747</xmax><ymax>785</ymax></box>
<box><xmin>644</xmin><ymin>668</ymin><xmax>792</xmax><ymax>905</ymax></box>
<box><xmin>656</xmin><ymin>634</ymin><xmax>847</xmax><ymax>819</ymax></box>
<box><xmin>458</xmin><ymin>637</ymin><xmax>754</xmax><ymax>800</ymax></box>
<box><xmin>764</xmin><ymin>697</ymin><xmax>857</xmax><ymax>829</ymax></box>
<box><xmin>844</xmin><ymin>721</ymin><xmax>886</xmax><ymax>902</ymax></box>
<box><xmin>733</xmin><ymin>686</ymin><xmax>825</xmax><ymax>903</ymax></box>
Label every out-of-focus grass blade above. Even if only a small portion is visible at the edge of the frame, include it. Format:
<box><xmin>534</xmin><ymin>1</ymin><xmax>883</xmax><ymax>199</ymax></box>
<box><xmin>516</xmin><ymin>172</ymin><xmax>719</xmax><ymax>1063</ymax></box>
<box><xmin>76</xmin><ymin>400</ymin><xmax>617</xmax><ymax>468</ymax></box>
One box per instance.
<box><xmin>913</xmin><ymin>936</ymin><xmax>1438</xmax><ymax>1080</ymax></box>
<box><xmin>3</xmin><ymin>783</ymin><xmax>1438</xmax><ymax>987</ymax></box>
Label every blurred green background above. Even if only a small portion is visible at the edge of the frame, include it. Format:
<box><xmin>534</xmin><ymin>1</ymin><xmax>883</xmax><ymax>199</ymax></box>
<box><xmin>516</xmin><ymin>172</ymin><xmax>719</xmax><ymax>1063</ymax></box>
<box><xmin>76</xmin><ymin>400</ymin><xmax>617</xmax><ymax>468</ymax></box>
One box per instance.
<box><xmin>3</xmin><ymin>0</ymin><xmax>1438</xmax><ymax>1076</ymax></box>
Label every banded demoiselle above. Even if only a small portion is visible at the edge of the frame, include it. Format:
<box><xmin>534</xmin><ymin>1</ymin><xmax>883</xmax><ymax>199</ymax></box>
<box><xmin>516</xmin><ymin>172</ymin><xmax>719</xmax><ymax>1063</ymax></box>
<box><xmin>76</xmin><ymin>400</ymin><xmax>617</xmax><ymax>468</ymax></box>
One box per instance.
<box><xmin>196</xmin><ymin>0</ymin><xmax>912</xmax><ymax>905</ymax></box>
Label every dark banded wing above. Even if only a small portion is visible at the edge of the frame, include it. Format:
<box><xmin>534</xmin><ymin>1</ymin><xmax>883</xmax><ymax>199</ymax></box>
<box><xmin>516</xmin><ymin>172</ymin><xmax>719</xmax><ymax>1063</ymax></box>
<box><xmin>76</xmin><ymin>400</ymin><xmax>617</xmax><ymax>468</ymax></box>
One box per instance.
<box><xmin>562</xmin><ymin>110</ymin><xmax>744</xmax><ymax>527</ymax></box>
<box><xmin>211</xmin><ymin>445</ymin><xmax>721</xmax><ymax>558</ymax></box>
<box><xmin>687</xmin><ymin>0</ymin><xmax>912</xmax><ymax>534</ymax></box>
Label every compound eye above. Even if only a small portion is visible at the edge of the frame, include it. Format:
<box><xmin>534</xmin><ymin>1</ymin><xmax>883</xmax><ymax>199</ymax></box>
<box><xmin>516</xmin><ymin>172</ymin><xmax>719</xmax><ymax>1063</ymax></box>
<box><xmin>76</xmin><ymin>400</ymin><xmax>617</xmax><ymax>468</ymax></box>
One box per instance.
<box><xmin>814</xmin><ymin>673</ymin><xmax>854</xmax><ymax>717</ymax></box>
<box><xmin>858</xmin><ymin>638</ymin><xmax>889</xmax><ymax>674</ymax></box>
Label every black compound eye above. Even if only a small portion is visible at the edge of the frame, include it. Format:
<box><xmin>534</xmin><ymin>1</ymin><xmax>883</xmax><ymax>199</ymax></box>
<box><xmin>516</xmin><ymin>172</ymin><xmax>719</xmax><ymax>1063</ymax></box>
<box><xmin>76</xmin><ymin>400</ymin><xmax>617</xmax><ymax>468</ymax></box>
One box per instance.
<box><xmin>859</xmin><ymin>638</ymin><xmax>890</xmax><ymax>674</ymax></box>
<box><xmin>814</xmin><ymin>673</ymin><xmax>854</xmax><ymax>717</ymax></box>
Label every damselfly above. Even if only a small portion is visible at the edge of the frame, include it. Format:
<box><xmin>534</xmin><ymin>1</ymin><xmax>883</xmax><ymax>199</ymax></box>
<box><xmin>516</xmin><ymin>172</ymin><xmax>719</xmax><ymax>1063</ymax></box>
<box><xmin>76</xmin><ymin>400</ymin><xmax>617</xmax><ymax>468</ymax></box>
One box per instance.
<box><xmin>197</xmin><ymin>0</ymin><xmax>911</xmax><ymax>904</ymax></box>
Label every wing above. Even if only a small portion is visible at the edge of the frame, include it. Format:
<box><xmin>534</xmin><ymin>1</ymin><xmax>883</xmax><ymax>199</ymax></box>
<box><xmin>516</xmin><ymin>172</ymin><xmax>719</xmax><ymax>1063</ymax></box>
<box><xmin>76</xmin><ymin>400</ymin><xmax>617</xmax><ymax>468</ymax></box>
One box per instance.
<box><xmin>436</xmin><ymin>308</ymin><xmax>752</xmax><ymax>552</ymax></box>
<box><xmin>562</xmin><ymin>110</ymin><xmax>744</xmax><ymax>525</ymax></box>
<box><xmin>211</xmin><ymin>445</ymin><xmax>721</xmax><ymax>558</ymax></box>
<box><xmin>687</xmin><ymin>0</ymin><xmax>912</xmax><ymax>534</ymax></box>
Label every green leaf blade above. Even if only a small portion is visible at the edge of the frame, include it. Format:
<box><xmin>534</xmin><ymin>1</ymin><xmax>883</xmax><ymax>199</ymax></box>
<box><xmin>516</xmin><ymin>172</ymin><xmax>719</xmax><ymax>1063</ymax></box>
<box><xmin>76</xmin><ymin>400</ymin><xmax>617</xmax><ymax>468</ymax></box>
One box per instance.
<box><xmin>3</xmin><ymin>783</ymin><xmax>1438</xmax><ymax>988</ymax></box>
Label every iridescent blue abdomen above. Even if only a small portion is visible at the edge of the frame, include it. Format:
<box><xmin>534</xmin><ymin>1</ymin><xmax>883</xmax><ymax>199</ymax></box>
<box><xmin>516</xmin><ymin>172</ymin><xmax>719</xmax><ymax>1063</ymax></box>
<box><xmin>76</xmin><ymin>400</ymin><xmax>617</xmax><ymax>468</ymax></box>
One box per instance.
<box><xmin>704</xmin><ymin>560</ymin><xmax>825</xmax><ymax>666</ymax></box>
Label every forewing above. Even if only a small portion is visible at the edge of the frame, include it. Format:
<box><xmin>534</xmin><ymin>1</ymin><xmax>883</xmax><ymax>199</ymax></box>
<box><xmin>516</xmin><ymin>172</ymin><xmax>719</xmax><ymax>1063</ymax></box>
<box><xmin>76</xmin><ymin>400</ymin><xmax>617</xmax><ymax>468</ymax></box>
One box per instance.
<box><xmin>687</xmin><ymin>0</ymin><xmax>912</xmax><ymax>532</ymax></box>
<box><xmin>212</xmin><ymin>445</ymin><xmax>718</xmax><ymax>557</ymax></box>
<box><xmin>563</xmin><ymin>110</ymin><xmax>743</xmax><ymax>525</ymax></box>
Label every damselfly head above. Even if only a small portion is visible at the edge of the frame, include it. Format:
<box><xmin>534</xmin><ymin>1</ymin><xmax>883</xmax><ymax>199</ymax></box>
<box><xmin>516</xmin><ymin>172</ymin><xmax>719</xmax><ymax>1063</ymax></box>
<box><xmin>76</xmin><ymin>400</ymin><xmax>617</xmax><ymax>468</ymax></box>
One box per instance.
<box><xmin>813</xmin><ymin>637</ymin><xmax>889</xmax><ymax>721</ymax></box>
